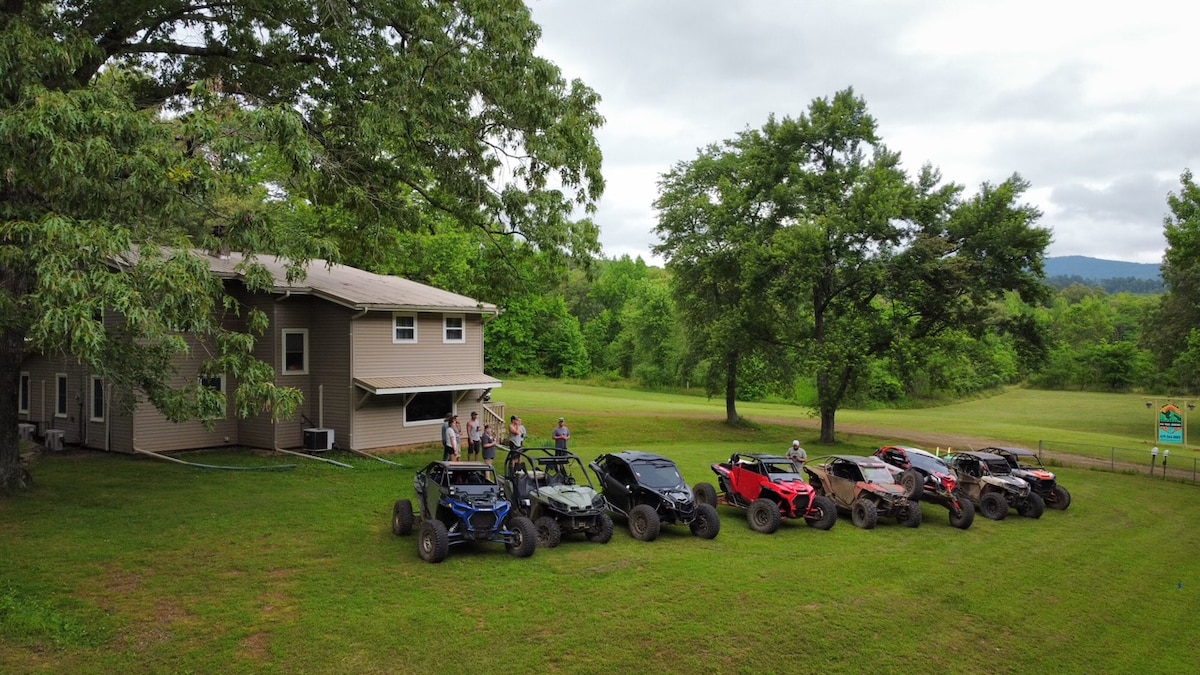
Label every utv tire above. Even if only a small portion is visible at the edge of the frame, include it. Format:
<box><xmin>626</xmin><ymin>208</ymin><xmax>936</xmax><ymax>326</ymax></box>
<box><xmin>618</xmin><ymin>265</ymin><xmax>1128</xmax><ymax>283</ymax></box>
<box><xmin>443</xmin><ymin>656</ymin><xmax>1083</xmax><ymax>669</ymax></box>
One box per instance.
<box><xmin>898</xmin><ymin>470</ymin><xmax>923</xmax><ymax>499</ymax></box>
<box><xmin>692</xmin><ymin>482</ymin><xmax>718</xmax><ymax>507</ymax></box>
<box><xmin>850</xmin><ymin>498</ymin><xmax>878</xmax><ymax>530</ymax></box>
<box><xmin>806</xmin><ymin>495</ymin><xmax>838</xmax><ymax>531</ymax></box>
<box><xmin>747</xmin><ymin>498</ymin><xmax>782</xmax><ymax>534</ymax></box>
<box><xmin>689</xmin><ymin>503</ymin><xmax>721</xmax><ymax>539</ymax></box>
<box><xmin>1017</xmin><ymin>492</ymin><xmax>1045</xmax><ymax>519</ymax></box>
<box><xmin>628</xmin><ymin>504</ymin><xmax>661</xmax><ymax>542</ymax></box>
<box><xmin>979</xmin><ymin>492</ymin><xmax>1008</xmax><ymax>521</ymax></box>
<box><xmin>392</xmin><ymin>499</ymin><xmax>414</xmax><ymax>536</ymax></box>
<box><xmin>1047</xmin><ymin>485</ymin><xmax>1071</xmax><ymax>510</ymax></box>
<box><xmin>585</xmin><ymin>512</ymin><xmax>615</xmax><ymax>544</ymax></box>
<box><xmin>417</xmin><ymin>520</ymin><xmax>450</xmax><ymax>563</ymax></box>
<box><xmin>897</xmin><ymin>501</ymin><xmax>922</xmax><ymax>528</ymax></box>
<box><xmin>534</xmin><ymin>516</ymin><xmax>562</xmax><ymax>548</ymax></box>
<box><xmin>506</xmin><ymin>516</ymin><xmax>538</xmax><ymax>558</ymax></box>
<box><xmin>948</xmin><ymin>498</ymin><xmax>975</xmax><ymax>530</ymax></box>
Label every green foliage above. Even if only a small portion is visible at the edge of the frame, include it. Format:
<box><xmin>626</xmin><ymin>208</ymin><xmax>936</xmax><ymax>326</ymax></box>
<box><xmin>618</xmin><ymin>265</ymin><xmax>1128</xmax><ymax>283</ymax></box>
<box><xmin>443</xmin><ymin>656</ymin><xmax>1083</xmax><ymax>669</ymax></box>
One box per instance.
<box><xmin>1148</xmin><ymin>170</ymin><xmax>1200</xmax><ymax>387</ymax></box>
<box><xmin>1024</xmin><ymin>288</ymin><xmax>1159</xmax><ymax>392</ymax></box>
<box><xmin>655</xmin><ymin>88</ymin><xmax>1050</xmax><ymax>440</ymax></box>
<box><xmin>485</xmin><ymin>294</ymin><xmax>589</xmax><ymax>378</ymax></box>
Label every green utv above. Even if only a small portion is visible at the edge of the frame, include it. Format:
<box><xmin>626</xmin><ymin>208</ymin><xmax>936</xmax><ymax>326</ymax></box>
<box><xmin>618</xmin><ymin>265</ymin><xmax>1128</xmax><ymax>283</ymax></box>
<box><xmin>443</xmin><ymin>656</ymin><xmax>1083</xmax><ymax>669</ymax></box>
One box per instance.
<box><xmin>501</xmin><ymin>447</ymin><xmax>614</xmax><ymax>548</ymax></box>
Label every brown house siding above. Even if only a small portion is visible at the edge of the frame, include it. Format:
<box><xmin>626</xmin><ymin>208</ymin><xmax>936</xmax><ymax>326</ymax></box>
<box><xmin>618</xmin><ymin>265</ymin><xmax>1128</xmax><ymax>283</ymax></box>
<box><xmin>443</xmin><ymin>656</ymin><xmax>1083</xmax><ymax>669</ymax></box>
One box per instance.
<box><xmin>348</xmin><ymin>312</ymin><xmax>489</xmax><ymax>450</ymax></box>
<box><xmin>352</xmin><ymin>312</ymin><xmax>483</xmax><ymax>377</ymax></box>
<box><xmin>130</xmin><ymin>332</ymin><xmax>240</xmax><ymax>453</ymax></box>
<box><xmin>302</xmin><ymin>299</ymin><xmax>352</xmax><ymax>448</ymax></box>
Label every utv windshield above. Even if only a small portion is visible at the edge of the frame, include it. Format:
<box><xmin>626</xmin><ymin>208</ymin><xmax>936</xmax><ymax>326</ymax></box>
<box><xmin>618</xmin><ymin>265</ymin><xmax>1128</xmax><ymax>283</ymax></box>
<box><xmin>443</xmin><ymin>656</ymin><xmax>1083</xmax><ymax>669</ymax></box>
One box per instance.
<box><xmin>984</xmin><ymin>459</ymin><xmax>1012</xmax><ymax>475</ymax></box>
<box><xmin>633</xmin><ymin>461</ymin><xmax>685</xmax><ymax>489</ymax></box>
<box><xmin>860</xmin><ymin>466</ymin><xmax>896</xmax><ymax>484</ymax></box>
<box><xmin>764</xmin><ymin>462</ymin><xmax>804</xmax><ymax>481</ymax></box>
<box><xmin>907</xmin><ymin>453</ymin><xmax>950</xmax><ymax>474</ymax></box>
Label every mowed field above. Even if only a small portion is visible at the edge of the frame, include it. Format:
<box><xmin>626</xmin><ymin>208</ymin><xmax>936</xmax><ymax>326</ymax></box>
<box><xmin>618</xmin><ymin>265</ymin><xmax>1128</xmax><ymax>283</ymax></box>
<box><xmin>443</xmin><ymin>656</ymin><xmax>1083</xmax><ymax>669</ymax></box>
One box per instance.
<box><xmin>3</xmin><ymin>381</ymin><xmax>1200</xmax><ymax>674</ymax></box>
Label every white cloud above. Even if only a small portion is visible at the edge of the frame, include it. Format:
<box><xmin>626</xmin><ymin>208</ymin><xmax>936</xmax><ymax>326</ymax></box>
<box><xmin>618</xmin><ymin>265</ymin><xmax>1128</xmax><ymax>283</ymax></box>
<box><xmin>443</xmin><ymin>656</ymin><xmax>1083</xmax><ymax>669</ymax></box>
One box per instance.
<box><xmin>528</xmin><ymin>0</ymin><xmax>1200</xmax><ymax>265</ymax></box>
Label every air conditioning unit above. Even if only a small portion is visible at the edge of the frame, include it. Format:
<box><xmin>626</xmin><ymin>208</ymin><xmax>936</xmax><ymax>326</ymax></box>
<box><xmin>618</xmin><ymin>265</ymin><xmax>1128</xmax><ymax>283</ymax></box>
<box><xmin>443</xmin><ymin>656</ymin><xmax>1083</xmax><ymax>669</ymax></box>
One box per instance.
<box><xmin>303</xmin><ymin>428</ymin><xmax>334</xmax><ymax>451</ymax></box>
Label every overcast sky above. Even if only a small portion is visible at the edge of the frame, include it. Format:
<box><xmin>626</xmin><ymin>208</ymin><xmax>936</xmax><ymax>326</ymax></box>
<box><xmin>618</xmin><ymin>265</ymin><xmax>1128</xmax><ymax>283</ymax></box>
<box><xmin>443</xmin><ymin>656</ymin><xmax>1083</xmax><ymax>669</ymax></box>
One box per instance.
<box><xmin>526</xmin><ymin>0</ymin><xmax>1200</xmax><ymax>265</ymax></box>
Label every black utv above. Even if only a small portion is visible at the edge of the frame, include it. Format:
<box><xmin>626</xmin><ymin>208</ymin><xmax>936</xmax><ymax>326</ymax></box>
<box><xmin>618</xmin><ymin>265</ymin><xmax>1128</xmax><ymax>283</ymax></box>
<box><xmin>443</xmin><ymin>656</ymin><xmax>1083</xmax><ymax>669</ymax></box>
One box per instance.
<box><xmin>590</xmin><ymin>451</ymin><xmax>720</xmax><ymax>542</ymax></box>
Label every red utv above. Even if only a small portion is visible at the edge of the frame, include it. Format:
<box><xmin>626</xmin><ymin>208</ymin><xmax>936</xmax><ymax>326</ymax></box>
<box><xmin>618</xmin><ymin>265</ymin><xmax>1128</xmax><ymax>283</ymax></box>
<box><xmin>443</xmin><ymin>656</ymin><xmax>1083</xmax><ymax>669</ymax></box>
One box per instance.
<box><xmin>693</xmin><ymin>454</ymin><xmax>836</xmax><ymax>534</ymax></box>
<box><xmin>873</xmin><ymin>445</ymin><xmax>974</xmax><ymax>529</ymax></box>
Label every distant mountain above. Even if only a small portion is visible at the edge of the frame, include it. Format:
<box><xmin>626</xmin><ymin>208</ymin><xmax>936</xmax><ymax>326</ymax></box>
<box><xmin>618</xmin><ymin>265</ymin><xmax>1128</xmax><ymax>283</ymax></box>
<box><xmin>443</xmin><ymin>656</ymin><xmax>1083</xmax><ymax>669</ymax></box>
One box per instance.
<box><xmin>1044</xmin><ymin>256</ymin><xmax>1161</xmax><ymax>282</ymax></box>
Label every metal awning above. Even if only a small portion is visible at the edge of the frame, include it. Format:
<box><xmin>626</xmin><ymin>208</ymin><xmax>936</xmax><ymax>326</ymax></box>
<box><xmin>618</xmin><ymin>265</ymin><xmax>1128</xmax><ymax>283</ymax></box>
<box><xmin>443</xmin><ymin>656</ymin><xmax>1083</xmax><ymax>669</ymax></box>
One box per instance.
<box><xmin>353</xmin><ymin>374</ymin><xmax>503</xmax><ymax>395</ymax></box>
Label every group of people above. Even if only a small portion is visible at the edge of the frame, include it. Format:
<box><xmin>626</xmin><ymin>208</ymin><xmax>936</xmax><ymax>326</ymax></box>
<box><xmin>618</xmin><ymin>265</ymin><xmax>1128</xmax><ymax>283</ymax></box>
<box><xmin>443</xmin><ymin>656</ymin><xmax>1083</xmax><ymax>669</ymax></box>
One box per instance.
<box><xmin>440</xmin><ymin>411</ymin><xmax>572</xmax><ymax>465</ymax></box>
<box><xmin>506</xmin><ymin>415</ymin><xmax>571</xmax><ymax>454</ymax></box>
<box><xmin>440</xmin><ymin>412</ymin><xmax>499</xmax><ymax>465</ymax></box>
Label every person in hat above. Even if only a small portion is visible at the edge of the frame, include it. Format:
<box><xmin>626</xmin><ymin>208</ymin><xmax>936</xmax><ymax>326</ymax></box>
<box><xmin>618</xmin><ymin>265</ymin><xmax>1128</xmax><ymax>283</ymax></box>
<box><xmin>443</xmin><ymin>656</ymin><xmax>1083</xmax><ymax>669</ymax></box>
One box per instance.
<box><xmin>552</xmin><ymin>417</ymin><xmax>570</xmax><ymax>456</ymax></box>
<box><xmin>786</xmin><ymin>440</ymin><xmax>807</xmax><ymax>463</ymax></box>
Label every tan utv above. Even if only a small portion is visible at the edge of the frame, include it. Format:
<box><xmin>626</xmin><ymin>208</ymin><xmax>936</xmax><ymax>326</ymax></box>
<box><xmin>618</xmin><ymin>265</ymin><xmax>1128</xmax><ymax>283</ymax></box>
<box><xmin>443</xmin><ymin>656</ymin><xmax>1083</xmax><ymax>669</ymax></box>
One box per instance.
<box><xmin>944</xmin><ymin>451</ymin><xmax>1044</xmax><ymax>521</ymax></box>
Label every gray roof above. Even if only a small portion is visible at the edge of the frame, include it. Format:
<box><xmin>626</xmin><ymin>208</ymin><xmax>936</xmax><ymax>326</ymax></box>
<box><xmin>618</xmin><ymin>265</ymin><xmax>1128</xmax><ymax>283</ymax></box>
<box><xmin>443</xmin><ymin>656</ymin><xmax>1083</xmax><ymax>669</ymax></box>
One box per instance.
<box><xmin>355</xmin><ymin>373</ymin><xmax>502</xmax><ymax>395</ymax></box>
<box><xmin>203</xmin><ymin>251</ymin><xmax>498</xmax><ymax>314</ymax></box>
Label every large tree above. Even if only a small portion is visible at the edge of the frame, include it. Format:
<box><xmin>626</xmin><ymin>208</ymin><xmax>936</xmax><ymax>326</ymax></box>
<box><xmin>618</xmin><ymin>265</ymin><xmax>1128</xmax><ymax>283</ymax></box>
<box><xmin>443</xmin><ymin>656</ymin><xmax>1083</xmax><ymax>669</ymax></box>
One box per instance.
<box><xmin>654</xmin><ymin>144</ymin><xmax>780</xmax><ymax>424</ymax></box>
<box><xmin>0</xmin><ymin>1</ymin><xmax>604</xmax><ymax>490</ymax></box>
<box><xmin>1146</xmin><ymin>170</ymin><xmax>1200</xmax><ymax>389</ymax></box>
<box><xmin>656</xmin><ymin>89</ymin><xmax>1049</xmax><ymax>441</ymax></box>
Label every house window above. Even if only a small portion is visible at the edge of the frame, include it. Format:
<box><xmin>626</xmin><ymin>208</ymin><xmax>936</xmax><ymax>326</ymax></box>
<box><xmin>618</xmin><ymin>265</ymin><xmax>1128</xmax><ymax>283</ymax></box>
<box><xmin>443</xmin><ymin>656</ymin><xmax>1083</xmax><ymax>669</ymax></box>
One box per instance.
<box><xmin>90</xmin><ymin>377</ymin><xmax>104</xmax><ymax>422</ymax></box>
<box><xmin>393</xmin><ymin>313</ymin><xmax>417</xmax><ymax>343</ymax></box>
<box><xmin>405</xmin><ymin>391</ymin><xmax>453</xmax><ymax>424</ymax></box>
<box><xmin>55</xmin><ymin>373</ymin><xmax>68</xmax><ymax>418</ymax></box>
<box><xmin>200</xmin><ymin>374</ymin><xmax>225</xmax><ymax>393</ymax></box>
<box><xmin>200</xmin><ymin>374</ymin><xmax>226</xmax><ymax>419</ymax></box>
<box><xmin>443</xmin><ymin>315</ymin><xmax>465</xmax><ymax>343</ymax></box>
<box><xmin>19</xmin><ymin>372</ymin><xmax>29</xmax><ymax>414</ymax></box>
<box><xmin>282</xmin><ymin>329</ymin><xmax>308</xmax><ymax>374</ymax></box>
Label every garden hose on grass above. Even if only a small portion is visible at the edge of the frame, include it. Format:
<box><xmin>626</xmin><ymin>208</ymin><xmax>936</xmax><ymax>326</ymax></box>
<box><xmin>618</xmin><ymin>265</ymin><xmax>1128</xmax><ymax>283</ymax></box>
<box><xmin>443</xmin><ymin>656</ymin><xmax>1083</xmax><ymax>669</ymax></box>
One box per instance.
<box><xmin>132</xmin><ymin>447</ymin><xmax>297</xmax><ymax>472</ymax></box>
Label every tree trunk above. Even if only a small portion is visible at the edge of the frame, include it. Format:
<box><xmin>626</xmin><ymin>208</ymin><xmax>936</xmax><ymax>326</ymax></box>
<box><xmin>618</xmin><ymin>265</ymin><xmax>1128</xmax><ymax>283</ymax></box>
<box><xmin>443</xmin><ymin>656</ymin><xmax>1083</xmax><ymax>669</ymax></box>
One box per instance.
<box><xmin>819</xmin><ymin>405</ymin><xmax>836</xmax><ymax>445</ymax></box>
<box><xmin>0</xmin><ymin>325</ymin><xmax>30</xmax><ymax>492</ymax></box>
<box><xmin>724</xmin><ymin>351</ymin><xmax>739</xmax><ymax>425</ymax></box>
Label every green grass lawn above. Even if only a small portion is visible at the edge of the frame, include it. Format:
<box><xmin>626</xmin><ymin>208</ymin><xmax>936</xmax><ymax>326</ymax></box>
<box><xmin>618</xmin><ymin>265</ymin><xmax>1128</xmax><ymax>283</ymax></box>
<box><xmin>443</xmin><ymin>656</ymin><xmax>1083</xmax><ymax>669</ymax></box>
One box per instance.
<box><xmin>3</xmin><ymin>382</ymin><xmax>1200</xmax><ymax>674</ymax></box>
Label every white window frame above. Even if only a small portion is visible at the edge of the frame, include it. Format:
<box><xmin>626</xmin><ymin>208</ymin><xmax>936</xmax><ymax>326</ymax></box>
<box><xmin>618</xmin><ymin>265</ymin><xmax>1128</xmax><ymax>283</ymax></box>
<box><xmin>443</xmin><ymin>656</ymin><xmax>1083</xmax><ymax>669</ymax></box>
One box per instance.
<box><xmin>18</xmin><ymin>372</ymin><xmax>29</xmax><ymax>414</ymax></box>
<box><xmin>199</xmin><ymin>374</ymin><xmax>227</xmax><ymax>419</ymax></box>
<box><xmin>443</xmin><ymin>314</ymin><xmax>465</xmax><ymax>344</ymax></box>
<box><xmin>282</xmin><ymin>329</ymin><xmax>309</xmax><ymax>375</ymax></box>
<box><xmin>90</xmin><ymin>376</ymin><xmax>104</xmax><ymax>422</ymax></box>
<box><xmin>393</xmin><ymin>312</ymin><xmax>417</xmax><ymax>344</ymax></box>
<box><xmin>55</xmin><ymin>373</ymin><xmax>68</xmax><ymax>418</ymax></box>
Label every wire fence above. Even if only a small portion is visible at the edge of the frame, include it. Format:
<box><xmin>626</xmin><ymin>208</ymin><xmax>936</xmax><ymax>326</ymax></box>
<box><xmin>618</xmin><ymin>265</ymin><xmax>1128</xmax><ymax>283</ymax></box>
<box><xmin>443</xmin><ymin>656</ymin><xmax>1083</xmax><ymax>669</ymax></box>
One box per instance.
<box><xmin>1037</xmin><ymin>440</ymin><xmax>1200</xmax><ymax>485</ymax></box>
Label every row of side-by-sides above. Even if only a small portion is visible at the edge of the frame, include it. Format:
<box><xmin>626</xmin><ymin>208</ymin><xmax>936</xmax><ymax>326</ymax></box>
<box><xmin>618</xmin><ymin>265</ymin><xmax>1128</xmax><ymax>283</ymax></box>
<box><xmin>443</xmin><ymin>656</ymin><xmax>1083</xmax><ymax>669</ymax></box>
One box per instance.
<box><xmin>389</xmin><ymin>444</ymin><xmax>1070</xmax><ymax>563</ymax></box>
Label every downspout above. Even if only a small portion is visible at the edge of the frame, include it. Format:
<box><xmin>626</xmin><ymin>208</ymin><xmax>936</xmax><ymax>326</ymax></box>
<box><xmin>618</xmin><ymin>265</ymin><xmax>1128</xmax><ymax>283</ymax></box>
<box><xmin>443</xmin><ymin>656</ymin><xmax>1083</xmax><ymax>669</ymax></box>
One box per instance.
<box><xmin>272</xmin><ymin>291</ymin><xmax>290</xmax><ymax>451</ymax></box>
<box><xmin>348</xmin><ymin>307</ymin><xmax>368</xmax><ymax>451</ymax></box>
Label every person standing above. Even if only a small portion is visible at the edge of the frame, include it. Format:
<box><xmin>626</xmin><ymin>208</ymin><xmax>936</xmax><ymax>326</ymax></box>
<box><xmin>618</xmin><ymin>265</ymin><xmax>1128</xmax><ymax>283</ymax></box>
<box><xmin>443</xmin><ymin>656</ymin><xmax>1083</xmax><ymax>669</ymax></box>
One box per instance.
<box><xmin>552</xmin><ymin>417</ymin><xmax>570</xmax><ymax>456</ymax></box>
<box><xmin>481</xmin><ymin>425</ymin><xmax>498</xmax><ymax>466</ymax></box>
<box><xmin>441</xmin><ymin>414</ymin><xmax>457</xmax><ymax>461</ymax></box>
<box><xmin>466</xmin><ymin>411</ymin><xmax>483</xmax><ymax>461</ymax></box>
<box><xmin>507</xmin><ymin>415</ymin><xmax>524</xmax><ymax>449</ymax></box>
<box><xmin>787</xmin><ymin>440</ymin><xmax>807</xmax><ymax>463</ymax></box>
